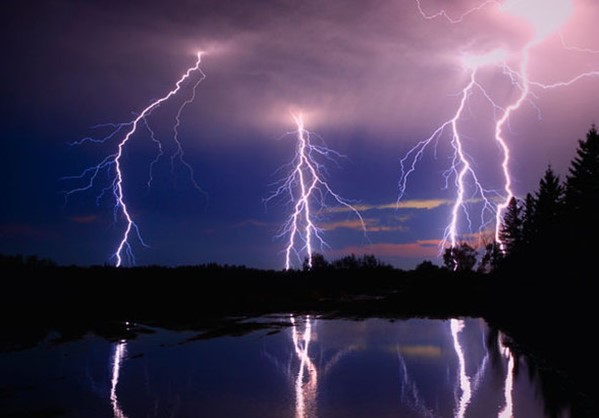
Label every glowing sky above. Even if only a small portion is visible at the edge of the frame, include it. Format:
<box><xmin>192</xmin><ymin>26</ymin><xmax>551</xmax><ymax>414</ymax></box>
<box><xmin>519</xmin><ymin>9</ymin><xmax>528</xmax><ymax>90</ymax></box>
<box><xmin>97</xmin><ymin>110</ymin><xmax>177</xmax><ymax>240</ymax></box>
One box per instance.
<box><xmin>2</xmin><ymin>0</ymin><xmax>598</xmax><ymax>269</ymax></box>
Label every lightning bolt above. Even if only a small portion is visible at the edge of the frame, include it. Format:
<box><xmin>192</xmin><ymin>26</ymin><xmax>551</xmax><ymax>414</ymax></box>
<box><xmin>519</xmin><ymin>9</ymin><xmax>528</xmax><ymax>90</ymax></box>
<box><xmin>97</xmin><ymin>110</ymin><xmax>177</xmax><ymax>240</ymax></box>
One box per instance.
<box><xmin>290</xmin><ymin>315</ymin><xmax>318</xmax><ymax>418</ymax></box>
<box><xmin>400</xmin><ymin>0</ymin><xmax>597</xmax><ymax>265</ymax></box>
<box><xmin>415</xmin><ymin>0</ymin><xmax>499</xmax><ymax>23</ymax></box>
<box><xmin>286</xmin><ymin>315</ymin><xmax>359</xmax><ymax>418</ymax></box>
<box><xmin>450</xmin><ymin>319</ymin><xmax>473</xmax><ymax>418</ymax></box>
<box><xmin>396</xmin><ymin>348</ymin><xmax>437</xmax><ymax>417</ymax></box>
<box><xmin>498</xmin><ymin>337</ymin><xmax>515</xmax><ymax>418</ymax></box>
<box><xmin>398</xmin><ymin>48</ymin><xmax>508</xmax><ymax>259</ymax></box>
<box><xmin>265</xmin><ymin>113</ymin><xmax>367</xmax><ymax>270</ymax></box>
<box><xmin>449</xmin><ymin>319</ymin><xmax>498</xmax><ymax>418</ymax></box>
<box><xmin>63</xmin><ymin>52</ymin><xmax>206</xmax><ymax>267</ymax></box>
<box><xmin>110</xmin><ymin>341</ymin><xmax>128</xmax><ymax>418</ymax></box>
<box><xmin>559</xmin><ymin>32</ymin><xmax>599</xmax><ymax>55</ymax></box>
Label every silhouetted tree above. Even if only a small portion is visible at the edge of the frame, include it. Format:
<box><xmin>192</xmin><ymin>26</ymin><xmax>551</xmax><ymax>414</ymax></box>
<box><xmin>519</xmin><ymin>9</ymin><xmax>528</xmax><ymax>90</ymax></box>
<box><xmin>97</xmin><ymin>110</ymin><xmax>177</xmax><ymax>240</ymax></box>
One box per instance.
<box><xmin>497</xmin><ymin>193</ymin><xmax>535</xmax><ymax>271</ymax></box>
<box><xmin>361</xmin><ymin>254</ymin><xmax>384</xmax><ymax>269</ymax></box>
<box><xmin>303</xmin><ymin>253</ymin><xmax>329</xmax><ymax>271</ymax></box>
<box><xmin>329</xmin><ymin>254</ymin><xmax>391</xmax><ymax>270</ymax></box>
<box><xmin>0</xmin><ymin>253</ymin><xmax>57</xmax><ymax>268</ymax></box>
<box><xmin>332</xmin><ymin>254</ymin><xmax>360</xmax><ymax>270</ymax></box>
<box><xmin>563</xmin><ymin>125</ymin><xmax>599</xmax><ymax>268</ymax></box>
<box><xmin>531</xmin><ymin>166</ymin><xmax>565</xmax><ymax>250</ymax></box>
<box><xmin>502</xmin><ymin>165</ymin><xmax>565</xmax><ymax>274</ymax></box>
<box><xmin>478</xmin><ymin>241</ymin><xmax>503</xmax><ymax>273</ymax></box>
<box><xmin>414</xmin><ymin>260</ymin><xmax>440</xmax><ymax>273</ymax></box>
<box><xmin>565</xmin><ymin>125</ymin><xmax>599</xmax><ymax>212</ymax></box>
<box><xmin>443</xmin><ymin>242</ymin><xmax>477</xmax><ymax>272</ymax></box>
<box><xmin>0</xmin><ymin>254</ymin><xmax>25</xmax><ymax>267</ymax></box>
<box><xmin>499</xmin><ymin>197</ymin><xmax>523</xmax><ymax>255</ymax></box>
<box><xmin>521</xmin><ymin>192</ymin><xmax>536</xmax><ymax>247</ymax></box>
<box><xmin>536</xmin><ymin>165</ymin><xmax>564</xmax><ymax>221</ymax></box>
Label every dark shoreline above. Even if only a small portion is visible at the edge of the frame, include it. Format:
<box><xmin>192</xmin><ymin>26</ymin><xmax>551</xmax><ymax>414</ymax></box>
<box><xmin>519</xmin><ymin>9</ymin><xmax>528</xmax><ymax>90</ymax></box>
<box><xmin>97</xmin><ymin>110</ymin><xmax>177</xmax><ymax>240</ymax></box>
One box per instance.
<box><xmin>1</xmin><ymin>263</ymin><xmax>596</xmax><ymax>417</ymax></box>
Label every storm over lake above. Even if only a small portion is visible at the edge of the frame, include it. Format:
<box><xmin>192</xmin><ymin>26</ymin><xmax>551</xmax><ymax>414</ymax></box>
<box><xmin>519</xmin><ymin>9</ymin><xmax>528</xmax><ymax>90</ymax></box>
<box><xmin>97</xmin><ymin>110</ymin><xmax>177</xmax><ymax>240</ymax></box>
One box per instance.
<box><xmin>0</xmin><ymin>316</ymin><xmax>566</xmax><ymax>418</ymax></box>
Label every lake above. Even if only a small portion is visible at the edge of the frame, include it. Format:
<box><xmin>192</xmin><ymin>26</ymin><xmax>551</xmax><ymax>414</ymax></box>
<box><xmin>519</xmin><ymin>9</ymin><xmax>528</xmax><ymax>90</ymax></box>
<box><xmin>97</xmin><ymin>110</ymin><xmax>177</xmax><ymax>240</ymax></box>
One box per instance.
<box><xmin>0</xmin><ymin>316</ymin><xmax>569</xmax><ymax>418</ymax></box>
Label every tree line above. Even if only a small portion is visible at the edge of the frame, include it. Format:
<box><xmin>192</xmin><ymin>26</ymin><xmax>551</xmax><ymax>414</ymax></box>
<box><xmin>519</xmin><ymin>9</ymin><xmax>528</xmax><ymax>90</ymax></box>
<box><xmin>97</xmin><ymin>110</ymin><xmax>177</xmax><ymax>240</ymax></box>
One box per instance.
<box><xmin>443</xmin><ymin>124</ymin><xmax>599</xmax><ymax>277</ymax></box>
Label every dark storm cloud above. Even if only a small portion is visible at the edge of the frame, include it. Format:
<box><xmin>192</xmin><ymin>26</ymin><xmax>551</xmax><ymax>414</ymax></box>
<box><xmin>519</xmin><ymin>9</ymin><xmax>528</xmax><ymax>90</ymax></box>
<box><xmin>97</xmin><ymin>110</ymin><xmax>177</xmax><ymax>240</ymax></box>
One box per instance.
<box><xmin>5</xmin><ymin>0</ymin><xmax>534</xmax><ymax>140</ymax></box>
<box><xmin>5</xmin><ymin>1</ymin><xmax>448</xmax><ymax>136</ymax></box>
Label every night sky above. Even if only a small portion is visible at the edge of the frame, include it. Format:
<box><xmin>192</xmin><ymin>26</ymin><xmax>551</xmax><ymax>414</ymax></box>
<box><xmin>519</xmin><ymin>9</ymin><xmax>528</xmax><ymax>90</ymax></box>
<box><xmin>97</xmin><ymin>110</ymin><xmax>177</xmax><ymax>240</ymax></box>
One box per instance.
<box><xmin>2</xmin><ymin>0</ymin><xmax>598</xmax><ymax>270</ymax></box>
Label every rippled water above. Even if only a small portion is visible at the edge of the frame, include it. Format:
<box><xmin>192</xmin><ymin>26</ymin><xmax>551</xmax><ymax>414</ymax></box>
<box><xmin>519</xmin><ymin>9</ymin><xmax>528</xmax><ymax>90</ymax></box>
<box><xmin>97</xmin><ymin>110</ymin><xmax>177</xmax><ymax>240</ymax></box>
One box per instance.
<box><xmin>0</xmin><ymin>316</ymin><xmax>568</xmax><ymax>417</ymax></box>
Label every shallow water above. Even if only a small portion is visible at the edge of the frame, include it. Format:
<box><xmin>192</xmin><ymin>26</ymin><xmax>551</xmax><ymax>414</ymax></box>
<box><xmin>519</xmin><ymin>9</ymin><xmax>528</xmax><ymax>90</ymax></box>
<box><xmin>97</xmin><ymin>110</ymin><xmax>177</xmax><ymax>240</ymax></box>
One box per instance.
<box><xmin>0</xmin><ymin>316</ymin><xmax>568</xmax><ymax>417</ymax></box>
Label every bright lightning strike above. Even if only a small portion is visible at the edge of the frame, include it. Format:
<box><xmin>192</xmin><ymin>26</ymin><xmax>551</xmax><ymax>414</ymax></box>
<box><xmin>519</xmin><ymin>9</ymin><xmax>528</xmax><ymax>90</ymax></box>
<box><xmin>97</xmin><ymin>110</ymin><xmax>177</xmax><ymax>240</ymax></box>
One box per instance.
<box><xmin>63</xmin><ymin>52</ymin><xmax>207</xmax><ymax>267</ymax></box>
<box><xmin>110</xmin><ymin>341</ymin><xmax>128</xmax><ymax>418</ymax></box>
<box><xmin>498</xmin><ymin>336</ymin><xmax>515</xmax><ymax>418</ymax></box>
<box><xmin>266</xmin><ymin>113</ymin><xmax>367</xmax><ymax>270</ymax></box>
<box><xmin>290</xmin><ymin>315</ymin><xmax>318</xmax><ymax>418</ymax></box>
<box><xmin>450</xmin><ymin>319</ymin><xmax>473</xmax><ymax>418</ymax></box>
<box><xmin>398</xmin><ymin>48</ymin><xmax>505</xmax><ymax>259</ymax></box>
<box><xmin>273</xmin><ymin>315</ymin><xmax>357</xmax><ymax>418</ymax></box>
<box><xmin>400</xmin><ymin>0</ymin><xmax>597</xmax><ymax>265</ymax></box>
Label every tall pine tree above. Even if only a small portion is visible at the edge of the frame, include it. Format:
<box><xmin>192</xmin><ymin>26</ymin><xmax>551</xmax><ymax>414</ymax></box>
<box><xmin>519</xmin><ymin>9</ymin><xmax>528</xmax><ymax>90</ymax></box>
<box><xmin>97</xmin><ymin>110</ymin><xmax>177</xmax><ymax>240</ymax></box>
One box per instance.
<box><xmin>565</xmin><ymin>125</ymin><xmax>599</xmax><ymax>213</ymax></box>
<box><xmin>529</xmin><ymin>165</ymin><xmax>565</xmax><ymax>270</ymax></box>
<box><xmin>534</xmin><ymin>165</ymin><xmax>564</xmax><ymax>238</ymax></box>
<box><xmin>521</xmin><ymin>192</ymin><xmax>536</xmax><ymax>247</ymax></box>
<box><xmin>499</xmin><ymin>196</ymin><xmax>523</xmax><ymax>255</ymax></box>
<box><xmin>564</xmin><ymin>125</ymin><xmax>599</xmax><ymax>270</ymax></box>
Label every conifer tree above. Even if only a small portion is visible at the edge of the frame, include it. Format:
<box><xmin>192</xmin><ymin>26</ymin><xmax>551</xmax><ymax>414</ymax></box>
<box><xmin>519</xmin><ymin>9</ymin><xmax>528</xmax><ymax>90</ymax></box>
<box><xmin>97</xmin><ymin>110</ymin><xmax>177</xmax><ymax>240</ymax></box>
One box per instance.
<box><xmin>565</xmin><ymin>125</ymin><xmax>599</xmax><ymax>213</ymax></box>
<box><xmin>499</xmin><ymin>196</ymin><xmax>523</xmax><ymax>255</ymax></box>
<box><xmin>521</xmin><ymin>193</ymin><xmax>536</xmax><ymax>247</ymax></box>
<box><xmin>533</xmin><ymin>165</ymin><xmax>564</xmax><ymax>240</ymax></box>
<box><xmin>564</xmin><ymin>125</ymin><xmax>599</xmax><ymax>267</ymax></box>
<box><xmin>526</xmin><ymin>165</ymin><xmax>565</xmax><ymax>271</ymax></box>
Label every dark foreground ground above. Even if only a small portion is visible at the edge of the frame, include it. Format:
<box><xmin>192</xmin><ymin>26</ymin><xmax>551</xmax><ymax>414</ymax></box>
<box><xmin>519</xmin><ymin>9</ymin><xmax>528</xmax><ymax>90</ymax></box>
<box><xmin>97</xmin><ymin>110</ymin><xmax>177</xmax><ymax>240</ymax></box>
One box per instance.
<box><xmin>1</xmin><ymin>262</ymin><xmax>597</xmax><ymax>417</ymax></box>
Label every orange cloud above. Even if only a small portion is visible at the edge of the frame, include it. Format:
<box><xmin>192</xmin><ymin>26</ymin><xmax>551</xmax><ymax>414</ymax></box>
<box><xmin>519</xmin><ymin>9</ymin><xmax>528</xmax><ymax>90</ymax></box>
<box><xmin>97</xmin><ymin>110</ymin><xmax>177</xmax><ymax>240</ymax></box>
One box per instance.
<box><xmin>397</xmin><ymin>345</ymin><xmax>442</xmax><ymax>357</ymax></box>
<box><xmin>320</xmin><ymin>218</ymin><xmax>407</xmax><ymax>233</ymax></box>
<box><xmin>328</xmin><ymin>198</ymin><xmax>452</xmax><ymax>214</ymax></box>
<box><xmin>396</xmin><ymin>199</ymin><xmax>451</xmax><ymax>210</ymax></box>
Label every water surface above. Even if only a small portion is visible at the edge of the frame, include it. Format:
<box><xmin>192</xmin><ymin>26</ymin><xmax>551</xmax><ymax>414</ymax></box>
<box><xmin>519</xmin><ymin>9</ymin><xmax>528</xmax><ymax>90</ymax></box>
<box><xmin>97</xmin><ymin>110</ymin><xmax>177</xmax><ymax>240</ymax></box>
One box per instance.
<box><xmin>0</xmin><ymin>316</ymin><xmax>567</xmax><ymax>417</ymax></box>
